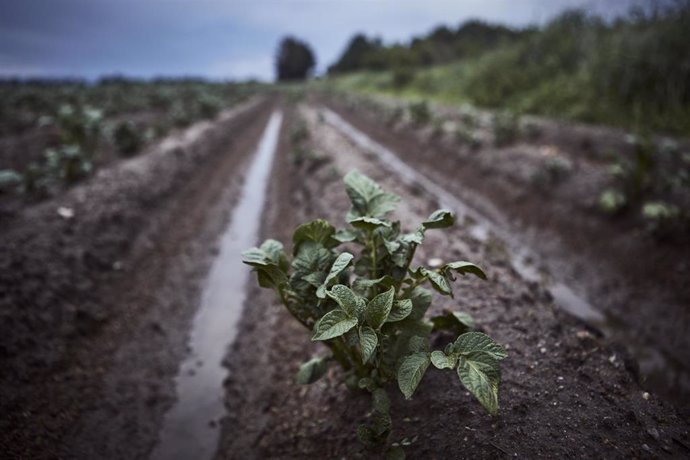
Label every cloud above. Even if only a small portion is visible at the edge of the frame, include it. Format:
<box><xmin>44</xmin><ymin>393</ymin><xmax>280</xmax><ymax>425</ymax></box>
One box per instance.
<box><xmin>0</xmin><ymin>0</ymin><xmax>639</xmax><ymax>80</ymax></box>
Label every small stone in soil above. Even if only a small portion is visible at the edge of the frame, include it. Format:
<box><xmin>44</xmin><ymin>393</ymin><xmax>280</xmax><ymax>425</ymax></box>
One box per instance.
<box><xmin>427</xmin><ymin>257</ymin><xmax>443</xmax><ymax>267</ymax></box>
<box><xmin>647</xmin><ymin>428</ymin><xmax>660</xmax><ymax>440</ymax></box>
<box><xmin>57</xmin><ymin>207</ymin><xmax>75</xmax><ymax>219</ymax></box>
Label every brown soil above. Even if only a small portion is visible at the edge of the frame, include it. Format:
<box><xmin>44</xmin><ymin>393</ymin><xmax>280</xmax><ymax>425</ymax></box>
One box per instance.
<box><xmin>321</xmin><ymin>95</ymin><xmax>690</xmax><ymax>410</ymax></box>
<box><xmin>0</xmin><ymin>97</ymin><xmax>275</xmax><ymax>459</ymax></box>
<box><xmin>1</xmin><ymin>93</ymin><xmax>688</xmax><ymax>460</ymax></box>
<box><xmin>217</xmin><ymin>104</ymin><xmax>690</xmax><ymax>459</ymax></box>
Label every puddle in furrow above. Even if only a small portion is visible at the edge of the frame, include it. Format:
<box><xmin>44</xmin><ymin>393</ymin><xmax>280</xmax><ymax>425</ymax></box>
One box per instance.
<box><xmin>321</xmin><ymin>107</ymin><xmax>683</xmax><ymax>398</ymax></box>
<box><xmin>151</xmin><ymin>111</ymin><xmax>283</xmax><ymax>460</ymax></box>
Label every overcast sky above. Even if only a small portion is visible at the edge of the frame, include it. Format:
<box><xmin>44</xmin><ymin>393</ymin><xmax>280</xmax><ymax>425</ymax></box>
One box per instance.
<box><xmin>0</xmin><ymin>0</ymin><xmax>639</xmax><ymax>81</ymax></box>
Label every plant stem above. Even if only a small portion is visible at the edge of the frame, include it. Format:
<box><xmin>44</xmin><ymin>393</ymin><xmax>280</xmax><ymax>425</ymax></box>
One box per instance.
<box><xmin>396</xmin><ymin>242</ymin><xmax>418</xmax><ymax>294</ymax></box>
<box><xmin>369</xmin><ymin>229</ymin><xmax>378</xmax><ymax>279</ymax></box>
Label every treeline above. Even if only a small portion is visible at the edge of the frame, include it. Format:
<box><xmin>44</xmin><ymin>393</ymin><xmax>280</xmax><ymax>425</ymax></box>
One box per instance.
<box><xmin>328</xmin><ymin>20</ymin><xmax>528</xmax><ymax>73</ymax></box>
<box><xmin>328</xmin><ymin>2</ymin><xmax>690</xmax><ymax>135</ymax></box>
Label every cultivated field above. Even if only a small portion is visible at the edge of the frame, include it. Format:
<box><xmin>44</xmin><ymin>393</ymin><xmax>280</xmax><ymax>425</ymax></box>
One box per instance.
<box><xmin>1</xmin><ymin>83</ymin><xmax>689</xmax><ymax>458</ymax></box>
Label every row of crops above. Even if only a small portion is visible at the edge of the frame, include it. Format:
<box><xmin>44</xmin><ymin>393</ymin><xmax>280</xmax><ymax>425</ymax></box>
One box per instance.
<box><xmin>0</xmin><ymin>80</ymin><xmax>258</xmax><ymax>198</ymax></box>
<box><xmin>324</xmin><ymin>90</ymin><xmax>690</xmax><ymax>237</ymax></box>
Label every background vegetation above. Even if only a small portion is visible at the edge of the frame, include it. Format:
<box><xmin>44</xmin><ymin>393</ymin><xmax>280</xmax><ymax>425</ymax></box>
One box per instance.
<box><xmin>326</xmin><ymin>2</ymin><xmax>690</xmax><ymax>135</ymax></box>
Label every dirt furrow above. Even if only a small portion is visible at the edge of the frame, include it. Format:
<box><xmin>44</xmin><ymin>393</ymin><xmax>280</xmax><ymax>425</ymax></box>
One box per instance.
<box><xmin>321</xmin><ymin>95</ymin><xmax>690</xmax><ymax>410</ymax></box>
<box><xmin>0</xmin><ymin>97</ymin><xmax>275</xmax><ymax>459</ymax></box>
<box><xmin>217</xmin><ymin>104</ymin><xmax>690</xmax><ymax>459</ymax></box>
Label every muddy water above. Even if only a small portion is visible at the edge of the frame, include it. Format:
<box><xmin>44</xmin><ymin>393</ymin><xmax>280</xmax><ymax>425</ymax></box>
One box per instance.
<box><xmin>150</xmin><ymin>111</ymin><xmax>283</xmax><ymax>460</ymax></box>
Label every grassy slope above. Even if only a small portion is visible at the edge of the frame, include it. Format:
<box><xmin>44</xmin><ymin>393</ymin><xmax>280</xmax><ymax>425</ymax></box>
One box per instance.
<box><xmin>324</xmin><ymin>8</ymin><xmax>690</xmax><ymax>137</ymax></box>
<box><xmin>326</xmin><ymin>56</ymin><xmax>688</xmax><ymax>136</ymax></box>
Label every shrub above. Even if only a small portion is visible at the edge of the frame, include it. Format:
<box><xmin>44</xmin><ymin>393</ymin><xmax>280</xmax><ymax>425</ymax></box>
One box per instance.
<box><xmin>243</xmin><ymin>171</ymin><xmax>506</xmax><ymax>456</ymax></box>
<box><xmin>641</xmin><ymin>201</ymin><xmax>684</xmax><ymax>235</ymax></box>
<box><xmin>113</xmin><ymin>121</ymin><xmax>144</xmax><ymax>156</ymax></box>
<box><xmin>391</xmin><ymin>67</ymin><xmax>415</xmax><ymax>89</ymax></box>
<box><xmin>0</xmin><ymin>170</ymin><xmax>22</xmax><ymax>194</ymax></box>
<box><xmin>455</xmin><ymin>126</ymin><xmax>482</xmax><ymax>150</ymax></box>
<box><xmin>197</xmin><ymin>94</ymin><xmax>222</xmax><ymax>119</ymax></box>
<box><xmin>44</xmin><ymin>145</ymin><xmax>92</xmax><ymax>184</ymax></box>
<box><xmin>408</xmin><ymin>101</ymin><xmax>431</xmax><ymax>125</ymax></box>
<box><xmin>531</xmin><ymin>156</ymin><xmax>573</xmax><ymax>187</ymax></box>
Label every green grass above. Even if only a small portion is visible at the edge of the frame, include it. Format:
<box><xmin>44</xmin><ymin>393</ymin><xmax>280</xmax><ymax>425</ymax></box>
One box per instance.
<box><xmin>322</xmin><ymin>7</ymin><xmax>690</xmax><ymax>137</ymax></box>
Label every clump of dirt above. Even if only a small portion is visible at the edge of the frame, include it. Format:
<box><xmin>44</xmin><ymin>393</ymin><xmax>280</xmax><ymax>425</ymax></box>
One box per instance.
<box><xmin>217</xmin><ymin>105</ymin><xmax>690</xmax><ymax>459</ymax></box>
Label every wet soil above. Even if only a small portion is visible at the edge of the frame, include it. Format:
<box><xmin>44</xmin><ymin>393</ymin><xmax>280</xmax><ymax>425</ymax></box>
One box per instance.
<box><xmin>321</xmin><ymin>95</ymin><xmax>690</xmax><ymax>410</ymax></box>
<box><xmin>1</xmin><ymin>93</ymin><xmax>689</xmax><ymax>460</ymax></box>
<box><xmin>217</xmin><ymin>105</ymin><xmax>690</xmax><ymax>459</ymax></box>
<box><xmin>0</xmin><ymin>97</ymin><xmax>275</xmax><ymax>458</ymax></box>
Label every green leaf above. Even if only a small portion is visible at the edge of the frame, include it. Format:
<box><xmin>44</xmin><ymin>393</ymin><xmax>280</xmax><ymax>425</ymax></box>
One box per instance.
<box><xmin>295</xmin><ymin>357</ymin><xmax>329</xmax><ymax>384</ymax></box>
<box><xmin>358</xmin><ymin>377</ymin><xmax>376</xmax><ymax>392</ymax></box>
<box><xmin>365</xmin><ymin>287</ymin><xmax>395</xmax><ymax>329</ymax></box>
<box><xmin>317</xmin><ymin>252</ymin><xmax>353</xmax><ymax>298</ymax></box>
<box><xmin>407</xmin><ymin>335</ymin><xmax>429</xmax><ymax>353</ymax></box>
<box><xmin>405</xmin><ymin>287</ymin><xmax>432</xmax><ymax>320</ymax></box>
<box><xmin>344</xmin><ymin>170</ymin><xmax>400</xmax><ymax>219</ymax></box>
<box><xmin>292</xmin><ymin>244</ymin><xmax>332</xmax><ymax>275</ymax></box>
<box><xmin>256</xmin><ymin>270</ymin><xmax>275</xmax><ymax>288</ymax></box>
<box><xmin>383</xmin><ymin>238</ymin><xmax>401</xmax><ymax>255</ymax></box>
<box><xmin>242</xmin><ymin>245</ymin><xmax>289</xmax><ymax>289</ymax></box>
<box><xmin>352</xmin><ymin>275</ymin><xmax>395</xmax><ymax>294</ymax></box>
<box><xmin>241</xmin><ymin>247</ymin><xmax>271</xmax><ymax>266</ymax></box>
<box><xmin>371</xmin><ymin>410</ymin><xmax>392</xmax><ymax>436</ymax></box>
<box><xmin>442</xmin><ymin>261</ymin><xmax>487</xmax><ymax>280</ymax></box>
<box><xmin>386</xmin><ymin>446</ymin><xmax>406</xmax><ymax>460</ymax></box>
<box><xmin>457</xmin><ymin>351</ymin><xmax>501</xmax><ymax>415</ymax></box>
<box><xmin>452</xmin><ymin>311</ymin><xmax>475</xmax><ymax>329</ymax></box>
<box><xmin>386</xmin><ymin>299</ymin><xmax>413</xmax><ymax>322</ymax></box>
<box><xmin>259</xmin><ymin>239</ymin><xmax>289</xmax><ymax>271</ymax></box>
<box><xmin>355</xmin><ymin>297</ymin><xmax>367</xmax><ymax>317</ymax></box>
<box><xmin>349</xmin><ymin>216</ymin><xmax>391</xmax><ymax>230</ymax></box>
<box><xmin>292</xmin><ymin>219</ymin><xmax>337</xmax><ymax>255</ymax></box>
<box><xmin>430</xmin><ymin>350</ymin><xmax>457</xmax><ymax>369</ymax></box>
<box><xmin>431</xmin><ymin>311</ymin><xmax>475</xmax><ymax>334</ymax></box>
<box><xmin>326</xmin><ymin>284</ymin><xmax>359</xmax><ymax>315</ymax></box>
<box><xmin>402</xmin><ymin>228</ymin><xmax>424</xmax><ymax>245</ymax></box>
<box><xmin>302</xmin><ymin>271</ymin><xmax>326</xmax><ymax>288</ymax></box>
<box><xmin>359</xmin><ymin>326</ymin><xmax>378</xmax><ymax>364</ymax></box>
<box><xmin>333</xmin><ymin>228</ymin><xmax>358</xmax><ymax>243</ymax></box>
<box><xmin>397</xmin><ymin>352</ymin><xmax>430</xmax><ymax>399</ymax></box>
<box><xmin>372</xmin><ymin>387</ymin><xmax>390</xmax><ymax>414</ymax></box>
<box><xmin>291</xmin><ymin>245</ymin><xmax>332</xmax><ymax>299</ymax></box>
<box><xmin>419</xmin><ymin>267</ymin><xmax>453</xmax><ymax>297</ymax></box>
<box><xmin>357</xmin><ymin>425</ymin><xmax>377</xmax><ymax>447</ymax></box>
<box><xmin>452</xmin><ymin>331</ymin><xmax>508</xmax><ymax>360</ymax></box>
<box><xmin>422</xmin><ymin>209</ymin><xmax>454</xmax><ymax>229</ymax></box>
<box><xmin>312</xmin><ymin>310</ymin><xmax>358</xmax><ymax>341</ymax></box>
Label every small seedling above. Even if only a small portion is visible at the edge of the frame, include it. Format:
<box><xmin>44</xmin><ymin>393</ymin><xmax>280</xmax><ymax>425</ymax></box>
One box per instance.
<box><xmin>599</xmin><ymin>188</ymin><xmax>626</xmax><ymax>213</ymax></box>
<box><xmin>0</xmin><ymin>170</ymin><xmax>22</xmax><ymax>194</ymax></box>
<box><xmin>408</xmin><ymin>101</ymin><xmax>431</xmax><ymax>126</ymax></box>
<box><xmin>114</xmin><ymin>121</ymin><xmax>144</xmax><ymax>157</ymax></box>
<box><xmin>243</xmin><ymin>171</ymin><xmax>506</xmax><ymax>456</ymax></box>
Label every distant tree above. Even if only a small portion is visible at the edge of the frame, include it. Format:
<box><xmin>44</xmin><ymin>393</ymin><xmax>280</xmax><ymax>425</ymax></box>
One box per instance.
<box><xmin>275</xmin><ymin>37</ymin><xmax>316</xmax><ymax>81</ymax></box>
<box><xmin>328</xmin><ymin>34</ymin><xmax>383</xmax><ymax>73</ymax></box>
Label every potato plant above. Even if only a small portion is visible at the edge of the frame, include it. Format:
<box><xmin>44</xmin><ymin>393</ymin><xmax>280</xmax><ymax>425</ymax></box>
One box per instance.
<box><xmin>243</xmin><ymin>171</ymin><xmax>506</xmax><ymax>455</ymax></box>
